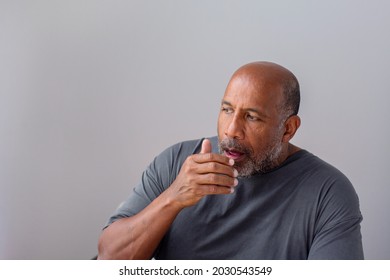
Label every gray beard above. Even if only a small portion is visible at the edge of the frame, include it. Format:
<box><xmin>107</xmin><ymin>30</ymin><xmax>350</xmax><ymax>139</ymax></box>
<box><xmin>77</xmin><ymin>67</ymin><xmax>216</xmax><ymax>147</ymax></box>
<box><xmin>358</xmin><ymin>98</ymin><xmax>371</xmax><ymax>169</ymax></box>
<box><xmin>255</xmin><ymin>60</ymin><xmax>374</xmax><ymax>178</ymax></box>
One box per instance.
<box><xmin>219</xmin><ymin>138</ymin><xmax>283</xmax><ymax>177</ymax></box>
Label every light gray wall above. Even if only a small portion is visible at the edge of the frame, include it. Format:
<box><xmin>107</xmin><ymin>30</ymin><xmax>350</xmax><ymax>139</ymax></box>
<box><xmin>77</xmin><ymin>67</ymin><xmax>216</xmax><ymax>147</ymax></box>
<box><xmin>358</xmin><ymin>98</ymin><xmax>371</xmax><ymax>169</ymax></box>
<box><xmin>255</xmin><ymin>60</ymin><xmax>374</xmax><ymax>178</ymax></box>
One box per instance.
<box><xmin>1</xmin><ymin>0</ymin><xmax>389</xmax><ymax>259</ymax></box>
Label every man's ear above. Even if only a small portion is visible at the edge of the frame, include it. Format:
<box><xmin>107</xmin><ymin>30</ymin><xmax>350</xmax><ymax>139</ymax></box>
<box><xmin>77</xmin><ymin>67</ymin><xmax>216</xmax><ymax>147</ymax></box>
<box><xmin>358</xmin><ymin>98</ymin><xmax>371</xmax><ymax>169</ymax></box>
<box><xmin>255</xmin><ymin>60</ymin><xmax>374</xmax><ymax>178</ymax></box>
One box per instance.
<box><xmin>282</xmin><ymin>115</ymin><xmax>301</xmax><ymax>143</ymax></box>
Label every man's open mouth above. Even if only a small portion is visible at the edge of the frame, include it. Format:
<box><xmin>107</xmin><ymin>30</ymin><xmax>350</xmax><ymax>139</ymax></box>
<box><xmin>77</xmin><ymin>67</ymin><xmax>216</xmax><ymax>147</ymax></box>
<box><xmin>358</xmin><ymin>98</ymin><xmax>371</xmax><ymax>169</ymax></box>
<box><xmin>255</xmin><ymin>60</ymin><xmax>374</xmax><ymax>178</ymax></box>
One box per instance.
<box><xmin>224</xmin><ymin>149</ymin><xmax>246</xmax><ymax>161</ymax></box>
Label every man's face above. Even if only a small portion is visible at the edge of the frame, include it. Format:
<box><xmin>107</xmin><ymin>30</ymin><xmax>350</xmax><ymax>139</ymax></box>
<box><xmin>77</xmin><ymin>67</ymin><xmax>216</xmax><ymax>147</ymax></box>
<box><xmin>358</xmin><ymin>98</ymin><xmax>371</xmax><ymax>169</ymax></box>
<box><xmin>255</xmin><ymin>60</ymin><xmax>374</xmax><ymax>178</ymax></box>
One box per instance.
<box><xmin>217</xmin><ymin>73</ymin><xmax>286</xmax><ymax>177</ymax></box>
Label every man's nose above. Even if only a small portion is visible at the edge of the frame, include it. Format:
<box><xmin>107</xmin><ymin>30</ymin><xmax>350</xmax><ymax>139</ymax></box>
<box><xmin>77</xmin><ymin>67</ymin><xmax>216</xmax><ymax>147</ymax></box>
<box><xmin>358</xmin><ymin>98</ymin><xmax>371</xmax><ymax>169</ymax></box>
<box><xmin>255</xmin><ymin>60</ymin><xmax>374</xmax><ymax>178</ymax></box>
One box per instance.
<box><xmin>225</xmin><ymin>116</ymin><xmax>244</xmax><ymax>139</ymax></box>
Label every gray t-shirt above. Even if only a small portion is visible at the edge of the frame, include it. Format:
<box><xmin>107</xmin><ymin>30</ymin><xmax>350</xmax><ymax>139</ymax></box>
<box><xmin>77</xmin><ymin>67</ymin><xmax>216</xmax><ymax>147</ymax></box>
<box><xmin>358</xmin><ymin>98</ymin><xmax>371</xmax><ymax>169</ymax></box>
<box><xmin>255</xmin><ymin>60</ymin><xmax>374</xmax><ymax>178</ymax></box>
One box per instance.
<box><xmin>107</xmin><ymin>136</ymin><xmax>363</xmax><ymax>259</ymax></box>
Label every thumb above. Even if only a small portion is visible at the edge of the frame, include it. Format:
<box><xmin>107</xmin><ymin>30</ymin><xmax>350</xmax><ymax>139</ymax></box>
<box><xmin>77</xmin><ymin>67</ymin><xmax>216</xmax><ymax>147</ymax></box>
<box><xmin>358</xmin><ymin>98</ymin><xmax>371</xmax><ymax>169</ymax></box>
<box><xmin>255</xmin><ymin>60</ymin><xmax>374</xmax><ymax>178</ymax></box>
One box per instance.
<box><xmin>200</xmin><ymin>138</ymin><xmax>212</xmax><ymax>154</ymax></box>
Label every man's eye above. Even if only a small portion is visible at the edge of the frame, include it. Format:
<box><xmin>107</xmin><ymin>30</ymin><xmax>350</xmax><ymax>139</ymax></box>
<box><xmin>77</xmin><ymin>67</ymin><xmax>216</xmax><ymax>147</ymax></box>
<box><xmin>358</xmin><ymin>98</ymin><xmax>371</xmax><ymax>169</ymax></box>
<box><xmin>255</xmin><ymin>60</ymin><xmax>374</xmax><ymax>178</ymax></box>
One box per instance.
<box><xmin>247</xmin><ymin>114</ymin><xmax>259</xmax><ymax>121</ymax></box>
<box><xmin>221</xmin><ymin>107</ymin><xmax>233</xmax><ymax>114</ymax></box>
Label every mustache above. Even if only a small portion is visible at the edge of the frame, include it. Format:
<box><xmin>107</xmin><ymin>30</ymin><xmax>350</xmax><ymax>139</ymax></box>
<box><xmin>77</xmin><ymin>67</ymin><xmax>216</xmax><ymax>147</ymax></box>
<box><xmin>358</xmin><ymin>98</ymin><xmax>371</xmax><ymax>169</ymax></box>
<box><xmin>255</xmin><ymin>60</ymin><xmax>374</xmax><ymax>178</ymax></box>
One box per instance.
<box><xmin>219</xmin><ymin>138</ymin><xmax>252</xmax><ymax>154</ymax></box>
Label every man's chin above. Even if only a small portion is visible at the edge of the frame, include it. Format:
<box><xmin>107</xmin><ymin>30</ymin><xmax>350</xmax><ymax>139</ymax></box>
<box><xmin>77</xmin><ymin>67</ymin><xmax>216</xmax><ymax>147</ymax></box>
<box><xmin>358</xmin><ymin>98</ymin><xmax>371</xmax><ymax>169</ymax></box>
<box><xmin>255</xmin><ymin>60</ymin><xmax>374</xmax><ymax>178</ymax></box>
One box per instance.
<box><xmin>234</xmin><ymin>158</ymin><xmax>280</xmax><ymax>177</ymax></box>
<box><xmin>233</xmin><ymin>161</ymin><xmax>256</xmax><ymax>178</ymax></box>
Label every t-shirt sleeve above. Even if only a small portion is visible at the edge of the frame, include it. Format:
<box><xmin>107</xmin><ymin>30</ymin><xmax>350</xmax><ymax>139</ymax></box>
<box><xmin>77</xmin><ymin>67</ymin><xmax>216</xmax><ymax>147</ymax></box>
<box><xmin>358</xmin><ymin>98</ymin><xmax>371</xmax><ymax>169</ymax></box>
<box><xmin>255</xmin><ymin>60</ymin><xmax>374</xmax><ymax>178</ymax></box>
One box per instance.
<box><xmin>308</xmin><ymin>173</ymin><xmax>364</xmax><ymax>259</ymax></box>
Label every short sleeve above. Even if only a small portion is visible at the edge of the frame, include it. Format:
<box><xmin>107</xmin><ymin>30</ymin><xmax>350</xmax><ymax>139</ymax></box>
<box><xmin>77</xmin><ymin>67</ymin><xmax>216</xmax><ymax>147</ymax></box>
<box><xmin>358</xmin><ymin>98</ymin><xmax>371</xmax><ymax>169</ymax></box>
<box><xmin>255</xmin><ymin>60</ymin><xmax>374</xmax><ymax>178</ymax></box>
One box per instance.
<box><xmin>308</xmin><ymin>174</ymin><xmax>364</xmax><ymax>259</ymax></box>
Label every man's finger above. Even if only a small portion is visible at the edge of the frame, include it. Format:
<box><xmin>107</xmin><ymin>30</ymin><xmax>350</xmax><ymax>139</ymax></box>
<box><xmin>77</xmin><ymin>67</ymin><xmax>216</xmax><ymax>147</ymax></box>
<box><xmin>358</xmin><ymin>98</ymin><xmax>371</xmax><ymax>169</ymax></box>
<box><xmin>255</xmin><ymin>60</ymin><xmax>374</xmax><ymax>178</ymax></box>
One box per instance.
<box><xmin>194</xmin><ymin>151</ymin><xmax>234</xmax><ymax>167</ymax></box>
<box><xmin>197</xmin><ymin>173</ymin><xmax>238</xmax><ymax>188</ymax></box>
<box><xmin>200</xmin><ymin>138</ymin><xmax>212</xmax><ymax>154</ymax></box>
<box><xmin>195</xmin><ymin>138</ymin><xmax>235</xmax><ymax>166</ymax></box>
<box><xmin>198</xmin><ymin>185</ymin><xmax>235</xmax><ymax>195</ymax></box>
<box><xmin>196</xmin><ymin>162</ymin><xmax>238</xmax><ymax>178</ymax></box>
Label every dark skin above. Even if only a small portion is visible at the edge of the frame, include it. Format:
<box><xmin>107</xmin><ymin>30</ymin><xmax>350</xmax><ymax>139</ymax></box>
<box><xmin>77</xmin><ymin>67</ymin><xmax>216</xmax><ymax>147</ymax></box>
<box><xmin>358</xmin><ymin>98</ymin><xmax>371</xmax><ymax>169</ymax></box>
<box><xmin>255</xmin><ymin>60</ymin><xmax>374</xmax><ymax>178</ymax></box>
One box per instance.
<box><xmin>97</xmin><ymin>61</ymin><xmax>301</xmax><ymax>259</ymax></box>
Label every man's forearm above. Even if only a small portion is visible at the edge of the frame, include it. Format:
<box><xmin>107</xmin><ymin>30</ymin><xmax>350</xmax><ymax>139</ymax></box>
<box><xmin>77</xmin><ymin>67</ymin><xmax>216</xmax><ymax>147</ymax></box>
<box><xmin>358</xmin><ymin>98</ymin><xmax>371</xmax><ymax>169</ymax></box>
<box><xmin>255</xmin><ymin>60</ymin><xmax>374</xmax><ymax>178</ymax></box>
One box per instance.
<box><xmin>97</xmin><ymin>192</ymin><xmax>182</xmax><ymax>260</ymax></box>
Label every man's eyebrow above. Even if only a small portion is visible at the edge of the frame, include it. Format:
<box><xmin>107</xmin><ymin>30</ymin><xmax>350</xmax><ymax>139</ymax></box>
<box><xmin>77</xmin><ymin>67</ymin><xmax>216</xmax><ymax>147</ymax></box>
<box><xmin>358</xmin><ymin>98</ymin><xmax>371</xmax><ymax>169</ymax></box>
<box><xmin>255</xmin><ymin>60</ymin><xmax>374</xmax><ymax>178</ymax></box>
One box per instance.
<box><xmin>221</xmin><ymin>100</ymin><xmax>233</xmax><ymax>106</ymax></box>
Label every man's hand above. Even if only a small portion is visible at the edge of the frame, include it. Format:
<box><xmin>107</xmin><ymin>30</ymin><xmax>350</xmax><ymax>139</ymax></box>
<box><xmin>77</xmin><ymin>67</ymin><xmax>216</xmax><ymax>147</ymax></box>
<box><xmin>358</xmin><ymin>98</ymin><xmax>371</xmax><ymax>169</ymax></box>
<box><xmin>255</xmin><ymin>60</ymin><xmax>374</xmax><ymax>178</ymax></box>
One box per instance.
<box><xmin>165</xmin><ymin>138</ymin><xmax>238</xmax><ymax>209</ymax></box>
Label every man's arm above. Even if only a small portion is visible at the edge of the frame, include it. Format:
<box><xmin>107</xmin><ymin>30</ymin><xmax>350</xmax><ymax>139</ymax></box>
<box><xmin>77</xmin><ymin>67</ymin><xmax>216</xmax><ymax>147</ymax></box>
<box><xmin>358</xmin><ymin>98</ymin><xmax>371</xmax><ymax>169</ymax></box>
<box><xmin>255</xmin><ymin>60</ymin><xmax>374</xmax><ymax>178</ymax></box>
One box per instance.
<box><xmin>97</xmin><ymin>139</ymin><xmax>238</xmax><ymax>259</ymax></box>
<box><xmin>308</xmin><ymin>174</ymin><xmax>364</xmax><ymax>259</ymax></box>
<box><xmin>308</xmin><ymin>217</ymin><xmax>363</xmax><ymax>259</ymax></box>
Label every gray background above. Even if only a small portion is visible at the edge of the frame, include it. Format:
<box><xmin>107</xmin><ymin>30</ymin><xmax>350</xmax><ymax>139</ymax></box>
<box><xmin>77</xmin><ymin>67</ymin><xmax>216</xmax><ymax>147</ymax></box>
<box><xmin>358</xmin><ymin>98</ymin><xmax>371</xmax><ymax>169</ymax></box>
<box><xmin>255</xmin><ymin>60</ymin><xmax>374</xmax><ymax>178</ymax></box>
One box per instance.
<box><xmin>1</xmin><ymin>0</ymin><xmax>389</xmax><ymax>259</ymax></box>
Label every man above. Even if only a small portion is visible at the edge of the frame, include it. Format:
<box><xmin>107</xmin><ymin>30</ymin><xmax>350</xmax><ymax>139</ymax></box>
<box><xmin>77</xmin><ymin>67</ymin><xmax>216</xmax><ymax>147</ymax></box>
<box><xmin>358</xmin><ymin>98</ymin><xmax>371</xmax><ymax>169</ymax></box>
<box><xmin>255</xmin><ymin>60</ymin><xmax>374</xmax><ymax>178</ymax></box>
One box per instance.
<box><xmin>98</xmin><ymin>61</ymin><xmax>363</xmax><ymax>259</ymax></box>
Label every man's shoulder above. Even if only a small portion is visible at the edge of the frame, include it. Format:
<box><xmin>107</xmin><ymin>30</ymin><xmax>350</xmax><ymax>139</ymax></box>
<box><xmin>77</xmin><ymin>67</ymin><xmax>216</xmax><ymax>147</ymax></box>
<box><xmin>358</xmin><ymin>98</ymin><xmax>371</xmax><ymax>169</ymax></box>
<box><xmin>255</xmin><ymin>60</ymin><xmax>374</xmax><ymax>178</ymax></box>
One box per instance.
<box><xmin>292</xmin><ymin>150</ymin><xmax>358</xmax><ymax>202</ymax></box>
<box><xmin>161</xmin><ymin>136</ymin><xmax>218</xmax><ymax>156</ymax></box>
<box><xmin>291</xmin><ymin>150</ymin><xmax>349</xmax><ymax>179</ymax></box>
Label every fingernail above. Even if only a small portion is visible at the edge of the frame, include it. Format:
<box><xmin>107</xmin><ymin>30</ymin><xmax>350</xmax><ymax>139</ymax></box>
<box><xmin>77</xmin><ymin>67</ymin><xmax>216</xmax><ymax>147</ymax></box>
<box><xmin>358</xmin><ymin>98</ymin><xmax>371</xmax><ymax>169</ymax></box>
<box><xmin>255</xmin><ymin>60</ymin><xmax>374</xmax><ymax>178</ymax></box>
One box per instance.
<box><xmin>233</xmin><ymin>169</ymin><xmax>238</xmax><ymax>177</ymax></box>
<box><xmin>234</xmin><ymin>178</ymin><xmax>238</xmax><ymax>186</ymax></box>
<box><xmin>230</xmin><ymin>187</ymin><xmax>235</xmax><ymax>193</ymax></box>
<box><xmin>229</xmin><ymin>159</ymin><xmax>235</xmax><ymax>166</ymax></box>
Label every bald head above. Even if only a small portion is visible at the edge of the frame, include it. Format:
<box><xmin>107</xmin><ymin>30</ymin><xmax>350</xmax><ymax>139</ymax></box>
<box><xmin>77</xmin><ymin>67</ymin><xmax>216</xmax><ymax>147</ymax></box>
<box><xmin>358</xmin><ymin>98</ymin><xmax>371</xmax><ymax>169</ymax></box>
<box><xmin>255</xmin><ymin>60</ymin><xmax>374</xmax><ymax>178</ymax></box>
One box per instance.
<box><xmin>229</xmin><ymin>61</ymin><xmax>300</xmax><ymax>118</ymax></box>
